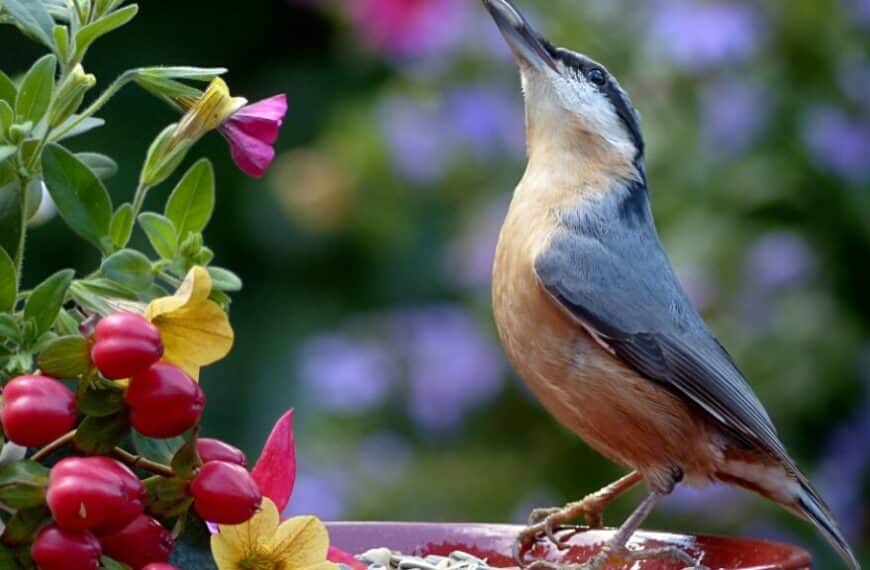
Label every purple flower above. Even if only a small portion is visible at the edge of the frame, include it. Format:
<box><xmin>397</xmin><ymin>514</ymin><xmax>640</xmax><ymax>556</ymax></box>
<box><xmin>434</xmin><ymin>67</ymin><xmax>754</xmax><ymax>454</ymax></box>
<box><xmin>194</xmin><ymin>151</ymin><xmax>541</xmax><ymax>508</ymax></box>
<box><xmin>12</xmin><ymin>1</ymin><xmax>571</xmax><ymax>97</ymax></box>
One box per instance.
<box><xmin>647</xmin><ymin>1</ymin><xmax>764</xmax><ymax>72</ymax></box>
<box><xmin>220</xmin><ymin>95</ymin><xmax>287</xmax><ymax>178</ymax></box>
<box><xmin>348</xmin><ymin>0</ymin><xmax>468</xmax><ymax>60</ymax></box>
<box><xmin>379</xmin><ymin>96</ymin><xmax>451</xmax><ymax>184</ymax></box>
<box><xmin>297</xmin><ymin>334</ymin><xmax>395</xmax><ymax>413</ymax></box>
<box><xmin>802</xmin><ymin>105</ymin><xmax>870</xmax><ymax>185</ymax></box>
<box><xmin>841</xmin><ymin>0</ymin><xmax>870</xmax><ymax>27</ymax></box>
<box><xmin>745</xmin><ymin>232</ymin><xmax>817</xmax><ymax>290</ymax></box>
<box><xmin>700</xmin><ymin>77</ymin><xmax>770</xmax><ymax>156</ymax></box>
<box><xmin>390</xmin><ymin>306</ymin><xmax>506</xmax><ymax>435</ymax></box>
<box><xmin>444</xmin><ymin>196</ymin><xmax>510</xmax><ymax>289</ymax></box>
<box><xmin>443</xmin><ymin>84</ymin><xmax>525</xmax><ymax>160</ymax></box>
<box><xmin>287</xmin><ymin>469</ymin><xmax>350</xmax><ymax>520</ymax></box>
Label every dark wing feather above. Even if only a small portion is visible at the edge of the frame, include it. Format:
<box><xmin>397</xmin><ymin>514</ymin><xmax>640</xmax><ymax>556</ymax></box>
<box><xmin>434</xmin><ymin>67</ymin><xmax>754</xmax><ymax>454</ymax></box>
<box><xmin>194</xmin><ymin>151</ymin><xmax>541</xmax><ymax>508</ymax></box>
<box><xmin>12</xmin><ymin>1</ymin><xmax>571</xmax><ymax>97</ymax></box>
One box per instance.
<box><xmin>536</xmin><ymin>188</ymin><xmax>788</xmax><ymax>459</ymax></box>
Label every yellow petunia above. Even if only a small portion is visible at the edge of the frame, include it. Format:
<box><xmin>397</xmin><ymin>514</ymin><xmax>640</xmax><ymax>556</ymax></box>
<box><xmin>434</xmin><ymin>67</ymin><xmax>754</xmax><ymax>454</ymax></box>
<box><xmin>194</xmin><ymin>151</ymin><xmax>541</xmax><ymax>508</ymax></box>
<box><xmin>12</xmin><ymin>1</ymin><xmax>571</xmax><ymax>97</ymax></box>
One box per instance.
<box><xmin>211</xmin><ymin>498</ymin><xmax>337</xmax><ymax>570</ymax></box>
<box><xmin>144</xmin><ymin>266</ymin><xmax>234</xmax><ymax>380</ymax></box>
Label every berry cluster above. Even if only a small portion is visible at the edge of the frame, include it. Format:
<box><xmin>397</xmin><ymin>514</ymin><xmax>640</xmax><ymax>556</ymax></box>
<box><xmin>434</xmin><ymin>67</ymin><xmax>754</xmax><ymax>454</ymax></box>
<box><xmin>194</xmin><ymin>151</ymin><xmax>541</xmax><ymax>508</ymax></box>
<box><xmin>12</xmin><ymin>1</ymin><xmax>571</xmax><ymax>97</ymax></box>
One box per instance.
<box><xmin>0</xmin><ymin>313</ymin><xmax>262</xmax><ymax>569</ymax></box>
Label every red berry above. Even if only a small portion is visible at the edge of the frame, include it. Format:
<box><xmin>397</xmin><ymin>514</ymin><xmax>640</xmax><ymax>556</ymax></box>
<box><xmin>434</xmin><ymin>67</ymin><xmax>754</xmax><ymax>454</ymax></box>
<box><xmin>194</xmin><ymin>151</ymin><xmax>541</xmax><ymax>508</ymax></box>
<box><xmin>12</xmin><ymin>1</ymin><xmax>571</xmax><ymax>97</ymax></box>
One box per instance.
<box><xmin>47</xmin><ymin>456</ymin><xmax>146</xmax><ymax>534</ymax></box>
<box><xmin>31</xmin><ymin>525</ymin><xmax>101</xmax><ymax>570</ymax></box>
<box><xmin>100</xmin><ymin>514</ymin><xmax>174</xmax><ymax>569</ymax></box>
<box><xmin>91</xmin><ymin>312</ymin><xmax>163</xmax><ymax>379</ymax></box>
<box><xmin>125</xmin><ymin>363</ymin><xmax>205</xmax><ymax>438</ymax></box>
<box><xmin>190</xmin><ymin>461</ymin><xmax>262</xmax><ymax>525</ymax></box>
<box><xmin>197</xmin><ymin>438</ymin><xmax>247</xmax><ymax>467</ymax></box>
<box><xmin>142</xmin><ymin>564</ymin><xmax>180</xmax><ymax>570</ymax></box>
<box><xmin>1</xmin><ymin>375</ymin><xmax>76</xmax><ymax>447</ymax></box>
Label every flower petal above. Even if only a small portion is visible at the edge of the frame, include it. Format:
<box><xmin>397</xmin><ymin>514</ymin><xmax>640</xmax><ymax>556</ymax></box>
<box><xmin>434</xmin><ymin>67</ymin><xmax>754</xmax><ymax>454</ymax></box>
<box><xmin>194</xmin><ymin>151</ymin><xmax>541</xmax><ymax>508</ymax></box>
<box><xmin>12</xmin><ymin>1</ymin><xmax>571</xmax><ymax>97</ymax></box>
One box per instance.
<box><xmin>213</xmin><ymin>497</ymin><xmax>281</xmax><ymax>564</ymax></box>
<box><xmin>145</xmin><ymin>266</ymin><xmax>234</xmax><ymax>379</ymax></box>
<box><xmin>270</xmin><ymin>515</ymin><xmax>331</xmax><ymax>567</ymax></box>
<box><xmin>251</xmin><ymin>410</ymin><xmax>296</xmax><ymax>512</ymax></box>
<box><xmin>222</xmin><ymin>124</ymin><xmax>277</xmax><ymax>179</ymax></box>
<box><xmin>234</xmin><ymin>94</ymin><xmax>288</xmax><ymax>123</ymax></box>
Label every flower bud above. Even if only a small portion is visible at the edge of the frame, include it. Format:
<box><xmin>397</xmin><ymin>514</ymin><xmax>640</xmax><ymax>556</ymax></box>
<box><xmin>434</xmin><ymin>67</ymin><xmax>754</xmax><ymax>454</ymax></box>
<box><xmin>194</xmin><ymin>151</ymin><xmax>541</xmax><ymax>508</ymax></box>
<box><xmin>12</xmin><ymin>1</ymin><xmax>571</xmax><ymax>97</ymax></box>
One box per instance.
<box><xmin>173</xmin><ymin>77</ymin><xmax>245</xmax><ymax>143</ymax></box>
<box><xmin>1</xmin><ymin>375</ymin><xmax>77</xmax><ymax>447</ymax></box>
<box><xmin>190</xmin><ymin>461</ymin><xmax>261</xmax><ymax>525</ymax></box>
<box><xmin>31</xmin><ymin>525</ymin><xmax>101</xmax><ymax>570</ymax></box>
<box><xmin>125</xmin><ymin>363</ymin><xmax>205</xmax><ymax>438</ymax></box>
<box><xmin>50</xmin><ymin>65</ymin><xmax>96</xmax><ymax>128</ymax></box>
<box><xmin>140</xmin><ymin>123</ymin><xmax>194</xmax><ymax>187</ymax></box>
<box><xmin>91</xmin><ymin>312</ymin><xmax>164</xmax><ymax>379</ymax></box>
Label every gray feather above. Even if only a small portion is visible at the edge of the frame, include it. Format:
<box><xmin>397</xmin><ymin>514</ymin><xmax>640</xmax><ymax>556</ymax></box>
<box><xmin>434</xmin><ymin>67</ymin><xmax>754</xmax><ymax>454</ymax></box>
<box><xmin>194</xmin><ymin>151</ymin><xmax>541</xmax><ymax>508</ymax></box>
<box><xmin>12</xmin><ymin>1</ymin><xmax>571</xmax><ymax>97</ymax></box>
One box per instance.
<box><xmin>535</xmin><ymin>181</ymin><xmax>785</xmax><ymax>458</ymax></box>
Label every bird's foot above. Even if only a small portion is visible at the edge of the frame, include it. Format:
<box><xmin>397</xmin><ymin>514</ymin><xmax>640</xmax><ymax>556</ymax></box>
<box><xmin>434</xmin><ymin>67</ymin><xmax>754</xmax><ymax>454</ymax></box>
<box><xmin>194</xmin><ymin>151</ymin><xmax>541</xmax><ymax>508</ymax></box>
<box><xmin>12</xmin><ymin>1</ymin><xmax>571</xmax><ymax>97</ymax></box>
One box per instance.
<box><xmin>582</xmin><ymin>544</ymin><xmax>710</xmax><ymax>570</ymax></box>
<box><xmin>517</xmin><ymin>496</ymin><xmax>607</xmax><ymax>553</ymax></box>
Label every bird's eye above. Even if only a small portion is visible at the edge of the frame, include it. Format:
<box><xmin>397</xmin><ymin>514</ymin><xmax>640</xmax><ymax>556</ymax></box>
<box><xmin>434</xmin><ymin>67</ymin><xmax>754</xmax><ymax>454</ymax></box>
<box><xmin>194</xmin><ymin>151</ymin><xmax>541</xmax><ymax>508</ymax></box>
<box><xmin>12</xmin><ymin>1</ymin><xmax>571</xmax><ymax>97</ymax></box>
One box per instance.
<box><xmin>587</xmin><ymin>68</ymin><xmax>606</xmax><ymax>86</ymax></box>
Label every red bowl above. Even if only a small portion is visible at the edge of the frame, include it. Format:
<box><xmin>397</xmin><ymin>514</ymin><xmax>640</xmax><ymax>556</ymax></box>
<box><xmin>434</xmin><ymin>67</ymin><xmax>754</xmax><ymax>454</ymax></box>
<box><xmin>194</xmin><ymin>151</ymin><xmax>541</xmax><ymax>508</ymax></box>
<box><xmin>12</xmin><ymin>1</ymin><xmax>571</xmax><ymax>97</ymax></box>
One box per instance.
<box><xmin>326</xmin><ymin>522</ymin><xmax>811</xmax><ymax>570</ymax></box>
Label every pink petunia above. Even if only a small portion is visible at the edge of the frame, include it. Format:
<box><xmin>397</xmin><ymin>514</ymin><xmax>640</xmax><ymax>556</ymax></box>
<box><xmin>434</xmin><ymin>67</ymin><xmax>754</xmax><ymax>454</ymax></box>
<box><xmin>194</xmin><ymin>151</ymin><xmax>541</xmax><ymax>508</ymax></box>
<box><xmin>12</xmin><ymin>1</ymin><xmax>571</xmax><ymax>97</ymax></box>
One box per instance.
<box><xmin>219</xmin><ymin>94</ymin><xmax>288</xmax><ymax>178</ymax></box>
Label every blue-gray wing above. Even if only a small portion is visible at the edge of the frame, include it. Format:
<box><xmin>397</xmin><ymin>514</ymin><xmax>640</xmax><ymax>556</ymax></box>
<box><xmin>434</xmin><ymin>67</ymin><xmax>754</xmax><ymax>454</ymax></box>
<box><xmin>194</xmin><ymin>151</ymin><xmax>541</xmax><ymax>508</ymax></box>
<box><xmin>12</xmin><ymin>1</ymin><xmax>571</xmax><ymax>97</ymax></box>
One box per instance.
<box><xmin>535</xmin><ymin>190</ymin><xmax>787</xmax><ymax>459</ymax></box>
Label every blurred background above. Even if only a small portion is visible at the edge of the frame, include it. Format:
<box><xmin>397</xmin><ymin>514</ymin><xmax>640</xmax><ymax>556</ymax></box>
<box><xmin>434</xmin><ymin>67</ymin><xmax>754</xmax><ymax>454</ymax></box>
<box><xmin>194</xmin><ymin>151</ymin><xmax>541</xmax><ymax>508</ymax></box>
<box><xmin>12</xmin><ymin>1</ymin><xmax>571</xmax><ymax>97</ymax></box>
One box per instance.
<box><xmin>2</xmin><ymin>0</ymin><xmax>869</xmax><ymax>566</ymax></box>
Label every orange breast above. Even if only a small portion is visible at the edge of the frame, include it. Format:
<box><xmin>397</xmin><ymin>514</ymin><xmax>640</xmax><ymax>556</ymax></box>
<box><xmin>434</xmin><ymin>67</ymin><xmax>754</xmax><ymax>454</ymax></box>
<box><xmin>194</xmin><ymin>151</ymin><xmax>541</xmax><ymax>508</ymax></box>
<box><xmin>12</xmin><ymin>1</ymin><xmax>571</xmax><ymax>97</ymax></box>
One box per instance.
<box><xmin>492</xmin><ymin>189</ymin><xmax>723</xmax><ymax>489</ymax></box>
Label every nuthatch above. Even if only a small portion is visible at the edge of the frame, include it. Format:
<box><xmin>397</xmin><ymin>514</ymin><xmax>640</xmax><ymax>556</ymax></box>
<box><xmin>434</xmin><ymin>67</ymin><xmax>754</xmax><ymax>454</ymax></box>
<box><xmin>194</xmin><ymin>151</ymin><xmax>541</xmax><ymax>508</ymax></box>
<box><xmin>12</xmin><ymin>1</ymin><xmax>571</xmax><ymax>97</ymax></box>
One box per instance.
<box><xmin>482</xmin><ymin>1</ymin><xmax>860</xmax><ymax>568</ymax></box>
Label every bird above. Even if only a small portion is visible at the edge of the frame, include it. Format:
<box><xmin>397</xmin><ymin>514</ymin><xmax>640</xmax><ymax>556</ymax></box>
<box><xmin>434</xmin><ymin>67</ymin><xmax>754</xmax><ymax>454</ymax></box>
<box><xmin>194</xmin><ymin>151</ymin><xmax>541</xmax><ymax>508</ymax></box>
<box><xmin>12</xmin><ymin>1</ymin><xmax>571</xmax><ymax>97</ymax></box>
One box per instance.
<box><xmin>482</xmin><ymin>1</ymin><xmax>861</xmax><ymax>568</ymax></box>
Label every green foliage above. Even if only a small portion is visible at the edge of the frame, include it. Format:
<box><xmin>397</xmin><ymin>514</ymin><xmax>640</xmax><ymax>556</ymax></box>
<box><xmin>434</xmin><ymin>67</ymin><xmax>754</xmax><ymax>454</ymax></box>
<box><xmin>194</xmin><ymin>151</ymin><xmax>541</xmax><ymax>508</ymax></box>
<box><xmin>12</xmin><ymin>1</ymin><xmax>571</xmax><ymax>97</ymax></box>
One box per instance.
<box><xmin>138</xmin><ymin>212</ymin><xmax>178</xmax><ymax>260</ymax></box>
<box><xmin>0</xmin><ymin>461</ymin><xmax>49</xmax><ymax>510</ymax></box>
<box><xmin>74</xmin><ymin>412</ymin><xmax>130</xmax><ymax>454</ymax></box>
<box><xmin>22</xmin><ymin>269</ymin><xmax>73</xmax><ymax>337</ymax></box>
<box><xmin>37</xmin><ymin>335</ymin><xmax>91</xmax><ymax>377</ymax></box>
<box><xmin>42</xmin><ymin>143</ymin><xmax>113</xmax><ymax>253</ymax></box>
<box><xmin>14</xmin><ymin>54</ymin><xmax>55</xmax><ymax>125</ymax></box>
<box><xmin>72</xmin><ymin>4</ymin><xmax>138</xmax><ymax>62</ymax></box>
<box><xmin>0</xmin><ymin>246</ymin><xmax>15</xmax><ymax>311</ymax></box>
<box><xmin>1</xmin><ymin>0</ymin><xmax>54</xmax><ymax>47</ymax></box>
<box><xmin>101</xmin><ymin>248</ymin><xmax>153</xmax><ymax>290</ymax></box>
<box><xmin>165</xmin><ymin>159</ymin><xmax>215</xmax><ymax>241</ymax></box>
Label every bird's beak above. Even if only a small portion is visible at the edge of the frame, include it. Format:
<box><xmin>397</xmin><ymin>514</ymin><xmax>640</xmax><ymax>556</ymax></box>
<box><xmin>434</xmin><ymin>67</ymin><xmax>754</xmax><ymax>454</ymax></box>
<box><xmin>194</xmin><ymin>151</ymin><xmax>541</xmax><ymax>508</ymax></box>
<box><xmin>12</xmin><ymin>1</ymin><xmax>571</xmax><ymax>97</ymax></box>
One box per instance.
<box><xmin>482</xmin><ymin>0</ymin><xmax>559</xmax><ymax>73</ymax></box>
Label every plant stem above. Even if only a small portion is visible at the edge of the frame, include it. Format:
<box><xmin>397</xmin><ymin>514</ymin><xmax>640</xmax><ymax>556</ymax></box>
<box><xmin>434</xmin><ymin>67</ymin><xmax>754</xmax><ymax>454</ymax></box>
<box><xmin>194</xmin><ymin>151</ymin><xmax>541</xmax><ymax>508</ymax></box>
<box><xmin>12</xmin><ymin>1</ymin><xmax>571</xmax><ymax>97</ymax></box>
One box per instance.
<box><xmin>130</xmin><ymin>182</ymin><xmax>151</xmax><ymax>218</ymax></box>
<box><xmin>112</xmin><ymin>447</ymin><xmax>175</xmax><ymax>478</ymax></box>
<box><xmin>49</xmin><ymin>69</ymin><xmax>139</xmax><ymax>141</ymax></box>
<box><xmin>13</xmin><ymin>177</ymin><xmax>28</xmax><ymax>290</ymax></box>
<box><xmin>31</xmin><ymin>430</ymin><xmax>77</xmax><ymax>462</ymax></box>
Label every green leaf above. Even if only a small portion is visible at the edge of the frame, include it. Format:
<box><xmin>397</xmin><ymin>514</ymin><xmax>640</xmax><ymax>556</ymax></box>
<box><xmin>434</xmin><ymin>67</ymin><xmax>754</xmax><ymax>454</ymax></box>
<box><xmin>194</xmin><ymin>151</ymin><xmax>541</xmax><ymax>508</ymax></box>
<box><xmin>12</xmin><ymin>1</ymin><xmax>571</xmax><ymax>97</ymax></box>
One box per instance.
<box><xmin>42</xmin><ymin>143</ymin><xmax>113</xmax><ymax>252</ymax></box>
<box><xmin>23</xmin><ymin>268</ymin><xmax>73</xmax><ymax>336</ymax></box>
<box><xmin>73</xmin><ymin>4</ymin><xmax>138</xmax><ymax>61</ymax></box>
<box><xmin>109</xmin><ymin>203</ymin><xmax>134</xmax><ymax>250</ymax></box>
<box><xmin>74</xmin><ymin>412</ymin><xmax>129</xmax><ymax>454</ymax></box>
<box><xmin>37</xmin><ymin>335</ymin><xmax>90</xmax><ymax>377</ymax></box>
<box><xmin>137</xmin><ymin>66</ymin><xmax>226</xmax><ymax>81</ymax></box>
<box><xmin>76</xmin><ymin>377</ymin><xmax>125</xmax><ymax>417</ymax></box>
<box><xmin>14</xmin><ymin>54</ymin><xmax>56</xmax><ymax>124</ymax></box>
<box><xmin>0</xmin><ymin>101</ymin><xmax>14</xmax><ymax>133</ymax></box>
<box><xmin>171</xmin><ymin>436</ymin><xmax>201</xmax><ymax>480</ymax></box>
<box><xmin>2</xmin><ymin>0</ymin><xmax>55</xmax><ymax>46</ymax></box>
<box><xmin>0</xmin><ymin>177</ymin><xmax>22</xmax><ymax>262</ymax></box>
<box><xmin>76</xmin><ymin>277</ymin><xmax>139</xmax><ymax>300</ymax></box>
<box><xmin>101</xmin><ymin>249</ymin><xmax>153</xmax><ymax>291</ymax></box>
<box><xmin>134</xmin><ymin>75</ymin><xmax>202</xmax><ymax>99</ymax></box>
<box><xmin>52</xmin><ymin>24</ymin><xmax>68</xmax><ymax>61</ymax></box>
<box><xmin>100</xmin><ymin>557</ymin><xmax>129</xmax><ymax>570</ymax></box>
<box><xmin>0</xmin><ymin>506</ymin><xmax>51</xmax><ymax>546</ymax></box>
<box><xmin>23</xmin><ymin>177</ymin><xmax>43</xmax><ymax>220</ymax></box>
<box><xmin>75</xmin><ymin>152</ymin><xmax>117</xmax><ymax>180</ymax></box>
<box><xmin>0</xmin><ymin>246</ymin><xmax>14</xmax><ymax>312</ymax></box>
<box><xmin>132</xmin><ymin>431</ymin><xmax>186</xmax><ymax>466</ymax></box>
<box><xmin>53</xmin><ymin>115</ymin><xmax>104</xmax><ymax>141</ymax></box>
<box><xmin>207</xmin><ymin>266</ymin><xmax>242</xmax><ymax>292</ymax></box>
<box><xmin>0</xmin><ymin>314</ymin><xmax>18</xmax><ymax>341</ymax></box>
<box><xmin>143</xmin><ymin>476</ymin><xmax>192</xmax><ymax>518</ymax></box>
<box><xmin>0</xmin><ymin>146</ymin><xmax>14</xmax><ymax>162</ymax></box>
<box><xmin>0</xmin><ymin>460</ymin><xmax>49</xmax><ymax>510</ymax></box>
<box><xmin>138</xmin><ymin>212</ymin><xmax>177</xmax><ymax>260</ymax></box>
<box><xmin>165</xmin><ymin>159</ymin><xmax>214</xmax><ymax>241</ymax></box>
<box><xmin>0</xmin><ymin>71</ymin><xmax>16</xmax><ymax>107</ymax></box>
<box><xmin>54</xmin><ymin>309</ymin><xmax>79</xmax><ymax>336</ymax></box>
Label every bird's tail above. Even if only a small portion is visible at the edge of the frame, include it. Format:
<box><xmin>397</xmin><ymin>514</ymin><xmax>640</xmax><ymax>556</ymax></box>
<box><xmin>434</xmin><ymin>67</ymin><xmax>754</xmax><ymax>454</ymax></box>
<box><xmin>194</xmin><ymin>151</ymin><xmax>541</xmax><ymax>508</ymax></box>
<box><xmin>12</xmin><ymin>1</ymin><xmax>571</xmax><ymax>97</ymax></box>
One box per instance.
<box><xmin>718</xmin><ymin>458</ymin><xmax>861</xmax><ymax>569</ymax></box>
<box><xmin>789</xmin><ymin>474</ymin><xmax>861</xmax><ymax>570</ymax></box>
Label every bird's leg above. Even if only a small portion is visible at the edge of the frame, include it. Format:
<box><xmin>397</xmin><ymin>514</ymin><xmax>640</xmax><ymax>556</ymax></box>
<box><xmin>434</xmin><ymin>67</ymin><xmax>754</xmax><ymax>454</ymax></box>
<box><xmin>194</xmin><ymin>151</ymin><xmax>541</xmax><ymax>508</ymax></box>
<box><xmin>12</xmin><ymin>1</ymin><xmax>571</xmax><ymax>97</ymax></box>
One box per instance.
<box><xmin>517</xmin><ymin>471</ymin><xmax>642</xmax><ymax>554</ymax></box>
<box><xmin>581</xmin><ymin>490</ymin><xmax>709</xmax><ymax>570</ymax></box>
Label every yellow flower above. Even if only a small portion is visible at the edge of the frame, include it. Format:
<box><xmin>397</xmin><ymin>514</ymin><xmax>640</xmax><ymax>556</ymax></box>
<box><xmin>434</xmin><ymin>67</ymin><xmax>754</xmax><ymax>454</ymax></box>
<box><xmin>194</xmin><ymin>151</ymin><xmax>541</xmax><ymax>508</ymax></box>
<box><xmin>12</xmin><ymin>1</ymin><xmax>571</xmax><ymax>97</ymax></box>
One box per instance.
<box><xmin>211</xmin><ymin>498</ymin><xmax>337</xmax><ymax>570</ymax></box>
<box><xmin>144</xmin><ymin>266</ymin><xmax>234</xmax><ymax>380</ymax></box>
<box><xmin>174</xmin><ymin>77</ymin><xmax>247</xmax><ymax>143</ymax></box>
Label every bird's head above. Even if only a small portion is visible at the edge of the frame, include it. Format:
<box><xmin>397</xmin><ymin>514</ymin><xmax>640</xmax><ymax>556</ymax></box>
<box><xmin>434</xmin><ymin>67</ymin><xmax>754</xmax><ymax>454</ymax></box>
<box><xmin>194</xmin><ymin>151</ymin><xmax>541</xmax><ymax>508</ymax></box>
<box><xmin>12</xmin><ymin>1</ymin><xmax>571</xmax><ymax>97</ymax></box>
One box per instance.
<box><xmin>483</xmin><ymin>0</ymin><xmax>645</xmax><ymax>180</ymax></box>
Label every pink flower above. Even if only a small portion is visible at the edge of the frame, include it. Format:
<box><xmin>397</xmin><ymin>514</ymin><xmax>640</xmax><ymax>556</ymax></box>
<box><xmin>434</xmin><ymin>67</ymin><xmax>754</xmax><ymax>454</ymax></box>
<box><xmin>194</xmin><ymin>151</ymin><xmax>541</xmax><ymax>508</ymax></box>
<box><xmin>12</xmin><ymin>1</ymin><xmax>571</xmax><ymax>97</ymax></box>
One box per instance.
<box><xmin>349</xmin><ymin>0</ymin><xmax>466</xmax><ymax>59</ymax></box>
<box><xmin>217</xmin><ymin>409</ymin><xmax>364</xmax><ymax>569</ymax></box>
<box><xmin>219</xmin><ymin>94</ymin><xmax>288</xmax><ymax>178</ymax></box>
